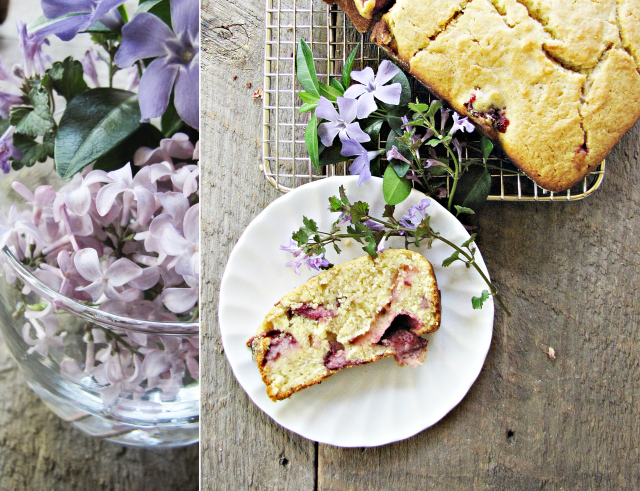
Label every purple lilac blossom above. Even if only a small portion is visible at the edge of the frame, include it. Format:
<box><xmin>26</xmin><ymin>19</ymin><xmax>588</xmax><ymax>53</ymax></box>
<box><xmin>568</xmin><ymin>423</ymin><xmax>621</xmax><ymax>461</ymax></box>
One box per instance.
<box><xmin>399</xmin><ymin>198</ymin><xmax>431</xmax><ymax>229</ymax></box>
<box><xmin>0</xmin><ymin>127</ymin><xmax>23</xmax><ymax>174</ymax></box>
<box><xmin>343</xmin><ymin>60</ymin><xmax>402</xmax><ymax>119</ymax></box>
<box><xmin>36</xmin><ymin>0</ymin><xmax>125</xmax><ymax>41</ymax></box>
<box><xmin>3</xmin><ymin>137</ymin><xmax>200</xmax><ymax>404</ymax></box>
<box><xmin>340</xmin><ymin>138</ymin><xmax>378</xmax><ymax>186</ymax></box>
<box><xmin>17</xmin><ymin>20</ymin><xmax>50</xmax><ymax>78</ymax></box>
<box><xmin>115</xmin><ymin>0</ymin><xmax>200</xmax><ymax>129</ymax></box>
<box><xmin>315</xmin><ymin>96</ymin><xmax>370</xmax><ymax>147</ymax></box>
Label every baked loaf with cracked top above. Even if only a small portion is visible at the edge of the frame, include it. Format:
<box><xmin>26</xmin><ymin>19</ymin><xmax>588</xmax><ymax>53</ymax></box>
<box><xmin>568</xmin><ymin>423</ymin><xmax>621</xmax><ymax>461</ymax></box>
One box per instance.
<box><xmin>335</xmin><ymin>0</ymin><xmax>640</xmax><ymax>191</ymax></box>
<box><xmin>248</xmin><ymin>249</ymin><xmax>441</xmax><ymax>401</ymax></box>
<box><xmin>323</xmin><ymin>0</ymin><xmax>395</xmax><ymax>32</ymax></box>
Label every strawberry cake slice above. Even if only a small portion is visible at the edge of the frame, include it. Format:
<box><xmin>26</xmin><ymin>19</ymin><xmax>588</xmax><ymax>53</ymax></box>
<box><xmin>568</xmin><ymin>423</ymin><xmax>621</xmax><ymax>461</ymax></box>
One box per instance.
<box><xmin>248</xmin><ymin>249</ymin><xmax>441</xmax><ymax>401</ymax></box>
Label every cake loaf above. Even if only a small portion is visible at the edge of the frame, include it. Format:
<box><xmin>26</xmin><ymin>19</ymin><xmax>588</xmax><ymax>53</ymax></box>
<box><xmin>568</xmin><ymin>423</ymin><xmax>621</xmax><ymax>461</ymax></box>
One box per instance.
<box><xmin>248</xmin><ymin>249</ymin><xmax>441</xmax><ymax>401</ymax></box>
<box><xmin>330</xmin><ymin>0</ymin><xmax>640</xmax><ymax>192</ymax></box>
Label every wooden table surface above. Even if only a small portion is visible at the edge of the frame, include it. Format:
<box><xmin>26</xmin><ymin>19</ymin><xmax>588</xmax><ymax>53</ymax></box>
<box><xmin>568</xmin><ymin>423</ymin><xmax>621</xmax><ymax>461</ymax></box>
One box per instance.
<box><xmin>0</xmin><ymin>2</ymin><xmax>198</xmax><ymax>489</ymax></box>
<box><xmin>201</xmin><ymin>0</ymin><xmax>640</xmax><ymax>489</ymax></box>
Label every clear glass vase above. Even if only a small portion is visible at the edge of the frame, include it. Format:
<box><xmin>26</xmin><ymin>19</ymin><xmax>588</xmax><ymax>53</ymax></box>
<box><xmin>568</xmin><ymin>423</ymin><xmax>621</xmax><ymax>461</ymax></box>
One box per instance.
<box><xmin>0</xmin><ymin>246</ymin><xmax>199</xmax><ymax>448</ymax></box>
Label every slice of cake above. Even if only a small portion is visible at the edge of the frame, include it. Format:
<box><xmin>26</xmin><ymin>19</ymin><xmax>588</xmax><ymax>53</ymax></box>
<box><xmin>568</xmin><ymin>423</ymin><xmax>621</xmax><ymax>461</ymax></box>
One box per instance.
<box><xmin>248</xmin><ymin>249</ymin><xmax>441</xmax><ymax>401</ymax></box>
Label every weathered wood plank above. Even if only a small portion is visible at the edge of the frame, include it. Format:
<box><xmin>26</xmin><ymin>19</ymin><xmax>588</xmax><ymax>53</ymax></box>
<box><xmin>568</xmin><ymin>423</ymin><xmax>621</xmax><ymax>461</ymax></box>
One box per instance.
<box><xmin>317</xmin><ymin>125</ymin><xmax>640</xmax><ymax>491</ymax></box>
<box><xmin>200</xmin><ymin>0</ymin><xmax>317</xmax><ymax>488</ymax></box>
<box><xmin>0</xmin><ymin>2</ymin><xmax>198</xmax><ymax>489</ymax></box>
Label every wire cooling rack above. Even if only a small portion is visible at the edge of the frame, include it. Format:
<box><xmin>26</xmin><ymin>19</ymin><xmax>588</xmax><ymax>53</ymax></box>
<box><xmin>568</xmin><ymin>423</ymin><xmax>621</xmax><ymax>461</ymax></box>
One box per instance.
<box><xmin>262</xmin><ymin>0</ymin><xmax>605</xmax><ymax>201</ymax></box>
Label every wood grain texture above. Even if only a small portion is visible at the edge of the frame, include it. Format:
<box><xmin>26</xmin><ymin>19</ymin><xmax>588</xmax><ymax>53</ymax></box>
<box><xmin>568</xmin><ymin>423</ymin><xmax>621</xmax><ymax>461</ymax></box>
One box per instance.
<box><xmin>200</xmin><ymin>0</ymin><xmax>317</xmax><ymax>489</ymax></box>
<box><xmin>0</xmin><ymin>2</ymin><xmax>198</xmax><ymax>489</ymax></box>
<box><xmin>201</xmin><ymin>0</ymin><xmax>640</xmax><ymax>488</ymax></box>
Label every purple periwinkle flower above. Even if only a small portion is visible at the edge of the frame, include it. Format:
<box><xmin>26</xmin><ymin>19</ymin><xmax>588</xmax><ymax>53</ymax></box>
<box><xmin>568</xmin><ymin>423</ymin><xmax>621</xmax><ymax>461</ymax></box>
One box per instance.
<box><xmin>341</xmin><ymin>138</ymin><xmax>378</xmax><ymax>186</ymax></box>
<box><xmin>386</xmin><ymin>145</ymin><xmax>412</xmax><ymax>166</ymax></box>
<box><xmin>399</xmin><ymin>198</ymin><xmax>431</xmax><ymax>229</ymax></box>
<box><xmin>37</xmin><ymin>0</ymin><xmax>125</xmax><ymax>41</ymax></box>
<box><xmin>115</xmin><ymin>0</ymin><xmax>200</xmax><ymax>129</ymax></box>
<box><xmin>343</xmin><ymin>60</ymin><xmax>402</xmax><ymax>119</ymax></box>
<box><xmin>449</xmin><ymin>112</ymin><xmax>475</xmax><ymax>135</ymax></box>
<box><xmin>0</xmin><ymin>127</ymin><xmax>23</xmax><ymax>173</ymax></box>
<box><xmin>17</xmin><ymin>20</ymin><xmax>50</xmax><ymax>78</ymax></box>
<box><xmin>316</xmin><ymin>96</ymin><xmax>370</xmax><ymax>147</ymax></box>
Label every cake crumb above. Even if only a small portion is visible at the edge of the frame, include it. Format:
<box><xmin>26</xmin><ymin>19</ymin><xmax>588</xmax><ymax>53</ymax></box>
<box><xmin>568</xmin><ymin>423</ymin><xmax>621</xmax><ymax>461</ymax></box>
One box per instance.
<box><xmin>547</xmin><ymin>347</ymin><xmax>556</xmax><ymax>359</ymax></box>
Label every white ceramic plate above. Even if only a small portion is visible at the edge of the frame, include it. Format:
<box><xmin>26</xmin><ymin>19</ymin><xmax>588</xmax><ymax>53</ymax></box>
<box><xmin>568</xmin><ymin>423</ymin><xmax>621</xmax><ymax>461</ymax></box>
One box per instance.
<box><xmin>218</xmin><ymin>176</ymin><xmax>494</xmax><ymax>447</ymax></box>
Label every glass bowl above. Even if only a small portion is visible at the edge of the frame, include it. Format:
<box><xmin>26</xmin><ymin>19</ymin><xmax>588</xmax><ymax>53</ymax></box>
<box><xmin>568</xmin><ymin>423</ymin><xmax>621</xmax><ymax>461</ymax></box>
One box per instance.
<box><xmin>0</xmin><ymin>246</ymin><xmax>199</xmax><ymax>448</ymax></box>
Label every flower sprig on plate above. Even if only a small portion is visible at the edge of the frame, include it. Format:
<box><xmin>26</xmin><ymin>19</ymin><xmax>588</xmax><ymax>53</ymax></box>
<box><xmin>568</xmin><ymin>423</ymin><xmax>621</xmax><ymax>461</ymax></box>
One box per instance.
<box><xmin>295</xmin><ymin>39</ymin><xmax>510</xmax><ymax>214</ymax></box>
<box><xmin>281</xmin><ymin>185</ymin><xmax>510</xmax><ymax>315</ymax></box>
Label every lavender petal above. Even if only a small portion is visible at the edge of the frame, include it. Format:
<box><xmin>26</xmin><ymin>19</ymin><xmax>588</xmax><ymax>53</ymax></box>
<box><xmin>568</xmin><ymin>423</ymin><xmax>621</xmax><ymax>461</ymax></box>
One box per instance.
<box><xmin>114</xmin><ymin>12</ymin><xmax>175</xmax><ymax>67</ymax></box>
<box><xmin>174</xmin><ymin>59</ymin><xmax>200</xmax><ymax>129</ymax></box>
<box><xmin>137</xmin><ymin>57</ymin><xmax>179</xmax><ymax>121</ymax></box>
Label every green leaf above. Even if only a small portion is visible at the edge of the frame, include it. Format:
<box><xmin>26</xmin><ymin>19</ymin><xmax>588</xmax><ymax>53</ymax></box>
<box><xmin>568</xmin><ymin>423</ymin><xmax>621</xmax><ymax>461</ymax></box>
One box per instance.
<box><xmin>472</xmin><ymin>290</ymin><xmax>491</xmax><ymax>310</ymax></box>
<box><xmin>408</xmin><ymin>102</ymin><xmax>429</xmax><ymax>114</ymax></box>
<box><xmin>302</xmin><ymin>217</ymin><xmax>318</xmax><ymax>233</ymax></box>
<box><xmin>382</xmin><ymin>204</ymin><xmax>395</xmax><ymax>219</ymax></box>
<box><xmin>329</xmin><ymin>78</ymin><xmax>345</xmax><ymax>93</ymax></box>
<box><xmin>383</xmin><ymin>165</ymin><xmax>411</xmax><ymax>205</ymax></box>
<box><xmin>363</xmin><ymin>119</ymin><xmax>383</xmax><ymax>140</ymax></box>
<box><xmin>319</xmin><ymin>82</ymin><xmax>342</xmax><ymax>102</ymax></box>
<box><xmin>10</xmin><ymin>87</ymin><xmax>55</xmax><ymax>138</ymax></box>
<box><xmin>299</xmin><ymin>102</ymin><xmax>318</xmax><ymax>113</ymax></box>
<box><xmin>442</xmin><ymin>250</ymin><xmax>460</xmax><ymax>267</ymax></box>
<box><xmin>454</xmin><ymin>205</ymin><xmax>475</xmax><ymax>217</ymax></box>
<box><xmin>350</xmin><ymin>201</ymin><xmax>369</xmax><ymax>223</ymax></box>
<box><xmin>425</xmin><ymin>138</ymin><xmax>442</xmax><ymax>147</ymax></box>
<box><xmin>11</xmin><ymin>132</ymin><xmax>55</xmax><ymax>169</ymax></box>
<box><xmin>135</xmin><ymin>0</ymin><xmax>172</xmax><ymax>27</ymax></box>
<box><xmin>305</xmin><ymin>114</ymin><xmax>319</xmax><ymax>170</ymax></box>
<box><xmin>299</xmin><ymin>91</ymin><xmax>320</xmax><ymax>104</ymax></box>
<box><xmin>296</xmin><ymin>39</ymin><xmax>320</xmax><ymax>97</ymax></box>
<box><xmin>454</xmin><ymin>166</ymin><xmax>492</xmax><ymax>211</ymax></box>
<box><xmin>0</xmin><ymin>118</ymin><xmax>10</xmax><ymax>136</ymax></box>
<box><xmin>426</xmin><ymin>100</ymin><xmax>443</xmax><ymax>118</ymax></box>
<box><xmin>292</xmin><ymin>227</ymin><xmax>309</xmax><ymax>245</ymax></box>
<box><xmin>339</xmin><ymin>185</ymin><xmax>350</xmax><ymax>205</ymax></box>
<box><xmin>460</xmin><ymin>233</ymin><xmax>477</xmax><ymax>249</ymax></box>
<box><xmin>318</xmin><ymin>143</ymin><xmax>346</xmax><ymax>167</ymax></box>
<box><xmin>329</xmin><ymin>195</ymin><xmax>344</xmax><ymax>212</ymax></box>
<box><xmin>55</xmin><ymin>88</ymin><xmax>142</xmax><ymax>179</ymax></box>
<box><xmin>387</xmin><ymin>115</ymin><xmax>405</xmax><ymax>135</ymax></box>
<box><xmin>94</xmin><ymin>123</ymin><xmax>163</xmax><ymax>172</ymax></box>
<box><xmin>48</xmin><ymin>57</ymin><xmax>89</xmax><ymax>103</ymax></box>
<box><xmin>342</xmin><ymin>43</ymin><xmax>360</xmax><ymax>88</ymax></box>
<box><xmin>481</xmin><ymin>135</ymin><xmax>494</xmax><ymax>161</ymax></box>
<box><xmin>363</xmin><ymin>239</ymin><xmax>377</xmax><ymax>257</ymax></box>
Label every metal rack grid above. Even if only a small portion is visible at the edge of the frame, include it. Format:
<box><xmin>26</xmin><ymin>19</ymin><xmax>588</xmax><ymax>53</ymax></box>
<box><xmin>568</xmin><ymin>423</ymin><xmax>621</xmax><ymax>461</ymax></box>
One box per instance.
<box><xmin>262</xmin><ymin>0</ymin><xmax>605</xmax><ymax>201</ymax></box>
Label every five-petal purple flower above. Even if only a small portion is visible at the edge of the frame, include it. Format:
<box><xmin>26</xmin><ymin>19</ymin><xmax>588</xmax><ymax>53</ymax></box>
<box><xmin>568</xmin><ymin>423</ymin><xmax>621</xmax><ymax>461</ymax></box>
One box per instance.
<box><xmin>316</xmin><ymin>96</ymin><xmax>370</xmax><ymax>147</ymax></box>
<box><xmin>115</xmin><ymin>0</ymin><xmax>200</xmax><ymax>129</ymax></box>
<box><xmin>37</xmin><ymin>0</ymin><xmax>125</xmax><ymax>41</ymax></box>
<box><xmin>341</xmin><ymin>138</ymin><xmax>378</xmax><ymax>186</ymax></box>
<box><xmin>343</xmin><ymin>60</ymin><xmax>402</xmax><ymax>119</ymax></box>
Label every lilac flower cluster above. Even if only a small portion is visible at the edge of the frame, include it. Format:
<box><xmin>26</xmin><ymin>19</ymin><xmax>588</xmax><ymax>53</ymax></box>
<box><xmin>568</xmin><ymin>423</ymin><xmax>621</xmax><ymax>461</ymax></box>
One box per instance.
<box><xmin>1</xmin><ymin>134</ymin><xmax>199</xmax><ymax>405</ymax></box>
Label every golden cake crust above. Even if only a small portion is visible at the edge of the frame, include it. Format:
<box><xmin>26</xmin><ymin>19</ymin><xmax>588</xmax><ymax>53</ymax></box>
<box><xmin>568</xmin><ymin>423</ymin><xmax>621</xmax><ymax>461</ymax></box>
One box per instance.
<box><xmin>343</xmin><ymin>0</ymin><xmax>640</xmax><ymax>191</ymax></box>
